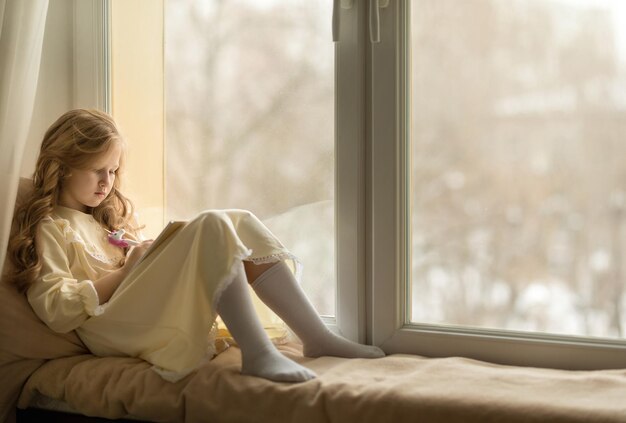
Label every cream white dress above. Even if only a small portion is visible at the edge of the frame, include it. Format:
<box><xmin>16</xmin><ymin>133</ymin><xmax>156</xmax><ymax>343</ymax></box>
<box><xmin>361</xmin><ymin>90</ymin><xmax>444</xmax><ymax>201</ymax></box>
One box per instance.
<box><xmin>27</xmin><ymin>206</ymin><xmax>297</xmax><ymax>381</ymax></box>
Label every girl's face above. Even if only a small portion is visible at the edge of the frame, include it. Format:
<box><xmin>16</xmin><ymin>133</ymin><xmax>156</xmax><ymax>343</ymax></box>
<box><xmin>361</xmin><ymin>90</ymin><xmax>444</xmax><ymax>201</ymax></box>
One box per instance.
<box><xmin>58</xmin><ymin>143</ymin><xmax>122</xmax><ymax>212</ymax></box>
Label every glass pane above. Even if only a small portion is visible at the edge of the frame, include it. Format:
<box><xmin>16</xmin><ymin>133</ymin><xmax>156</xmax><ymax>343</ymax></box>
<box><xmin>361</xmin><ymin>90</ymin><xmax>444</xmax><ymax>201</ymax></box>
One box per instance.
<box><xmin>410</xmin><ymin>0</ymin><xmax>626</xmax><ymax>338</ymax></box>
<box><xmin>165</xmin><ymin>0</ymin><xmax>335</xmax><ymax>316</ymax></box>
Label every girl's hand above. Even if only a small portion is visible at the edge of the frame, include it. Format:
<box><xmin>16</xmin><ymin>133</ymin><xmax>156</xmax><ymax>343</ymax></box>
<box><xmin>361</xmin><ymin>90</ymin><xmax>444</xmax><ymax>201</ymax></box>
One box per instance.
<box><xmin>122</xmin><ymin>240</ymin><xmax>154</xmax><ymax>272</ymax></box>
<box><xmin>96</xmin><ymin>240</ymin><xmax>153</xmax><ymax>303</ymax></box>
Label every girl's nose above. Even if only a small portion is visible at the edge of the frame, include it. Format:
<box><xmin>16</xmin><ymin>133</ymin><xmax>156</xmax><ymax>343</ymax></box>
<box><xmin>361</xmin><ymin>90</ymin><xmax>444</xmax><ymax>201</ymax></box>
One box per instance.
<box><xmin>101</xmin><ymin>174</ymin><xmax>112</xmax><ymax>188</ymax></box>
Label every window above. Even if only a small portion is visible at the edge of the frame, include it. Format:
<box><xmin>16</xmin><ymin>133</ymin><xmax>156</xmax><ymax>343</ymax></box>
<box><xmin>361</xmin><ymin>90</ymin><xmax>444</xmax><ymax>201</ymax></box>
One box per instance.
<box><xmin>109</xmin><ymin>0</ymin><xmax>363</xmax><ymax>337</ymax></box>
<box><xmin>371</xmin><ymin>0</ymin><xmax>626</xmax><ymax>370</ymax></box>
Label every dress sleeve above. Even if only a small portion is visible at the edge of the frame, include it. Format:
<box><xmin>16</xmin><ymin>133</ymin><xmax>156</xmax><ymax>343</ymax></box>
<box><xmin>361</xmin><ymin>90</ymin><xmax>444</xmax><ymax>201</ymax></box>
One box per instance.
<box><xmin>27</xmin><ymin>219</ymin><xmax>104</xmax><ymax>333</ymax></box>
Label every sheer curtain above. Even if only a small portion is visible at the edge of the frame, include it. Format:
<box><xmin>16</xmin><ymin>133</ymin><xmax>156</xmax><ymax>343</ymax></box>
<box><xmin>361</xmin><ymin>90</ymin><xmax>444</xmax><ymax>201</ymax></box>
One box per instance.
<box><xmin>0</xmin><ymin>0</ymin><xmax>48</xmax><ymax>275</ymax></box>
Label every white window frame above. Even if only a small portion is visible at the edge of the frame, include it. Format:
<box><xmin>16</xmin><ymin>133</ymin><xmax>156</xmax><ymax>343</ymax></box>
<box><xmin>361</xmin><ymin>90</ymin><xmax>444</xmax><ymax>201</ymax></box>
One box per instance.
<box><xmin>334</xmin><ymin>0</ymin><xmax>367</xmax><ymax>342</ymax></box>
<box><xmin>368</xmin><ymin>0</ymin><xmax>626</xmax><ymax>370</ymax></box>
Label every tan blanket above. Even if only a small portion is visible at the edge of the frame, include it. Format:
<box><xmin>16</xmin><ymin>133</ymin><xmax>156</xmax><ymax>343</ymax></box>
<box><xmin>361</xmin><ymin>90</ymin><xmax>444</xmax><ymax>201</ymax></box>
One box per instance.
<box><xmin>15</xmin><ymin>343</ymin><xmax>626</xmax><ymax>423</ymax></box>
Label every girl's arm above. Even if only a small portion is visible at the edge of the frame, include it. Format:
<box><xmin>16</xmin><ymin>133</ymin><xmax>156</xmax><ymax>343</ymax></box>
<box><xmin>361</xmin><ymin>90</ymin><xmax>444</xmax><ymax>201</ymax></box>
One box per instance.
<box><xmin>91</xmin><ymin>267</ymin><xmax>130</xmax><ymax>304</ymax></box>
<box><xmin>92</xmin><ymin>240</ymin><xmax>153</xmax><ymax>304</ymax></box>
<box><xmin>29</xmin><ymin>220</ymin><xmax>153</xmax><ymax>333</ymax></box>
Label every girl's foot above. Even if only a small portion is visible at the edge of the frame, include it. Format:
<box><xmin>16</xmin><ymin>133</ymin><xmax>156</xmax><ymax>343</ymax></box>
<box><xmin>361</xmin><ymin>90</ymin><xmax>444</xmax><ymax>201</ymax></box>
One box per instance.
<box><xmin>303</xmin><ymin>331</ymin><xmax>385</xmax><ymax>359</ymax></box>
<box><xmin>242</xmin><ymin>346</ymin><xmax>316</xmax><ymax>382</ymax></box>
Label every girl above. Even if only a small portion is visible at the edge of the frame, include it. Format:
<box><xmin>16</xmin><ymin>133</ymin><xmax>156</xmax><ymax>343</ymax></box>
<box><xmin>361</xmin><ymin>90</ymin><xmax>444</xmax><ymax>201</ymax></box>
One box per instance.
<box><xmin>8</xmin><ymin>109</ymin><xmax>383</xmax><ymax>383</ymax></box>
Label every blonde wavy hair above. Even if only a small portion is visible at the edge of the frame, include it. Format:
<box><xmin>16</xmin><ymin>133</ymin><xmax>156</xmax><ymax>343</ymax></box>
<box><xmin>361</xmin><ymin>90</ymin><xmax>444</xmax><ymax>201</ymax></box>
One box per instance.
<box><xmin>8</xmin><ymin>109</ymin><xmax>137</xmax><ymax>292</ymax></box>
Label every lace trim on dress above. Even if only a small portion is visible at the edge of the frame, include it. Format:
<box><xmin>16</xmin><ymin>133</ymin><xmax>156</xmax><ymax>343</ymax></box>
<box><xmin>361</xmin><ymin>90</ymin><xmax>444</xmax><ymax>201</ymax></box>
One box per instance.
<box><xmin>246</xmin><ymin>252</ymin><xmax>297</xmax><ymax>265</ymax></box>
<box><xmin>82</xmin><ymin>249</ymin><xmax>123</xmax><ymax>266</ymax></box>
<box><xmin>51</xmin><ymin>216</ymin><xmax>125</xmax><ymax>266</ymax></box>
<box><xmin>247</xmin><ymin>252</ymin><xmax>303</xmax><ymax>281</ymax></box>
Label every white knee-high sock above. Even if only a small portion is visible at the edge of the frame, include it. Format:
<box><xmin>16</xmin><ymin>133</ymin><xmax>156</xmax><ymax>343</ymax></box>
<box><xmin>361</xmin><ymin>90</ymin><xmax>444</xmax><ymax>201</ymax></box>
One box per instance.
<box><xmin>251</xmin><ymin>261</ymin><xmax>385</xmax><ymax>359</ymax></box>
<box><xmin>216</xmin><ymin>264</ymin><xmax>316</xmax><ymax>382</ymax></box>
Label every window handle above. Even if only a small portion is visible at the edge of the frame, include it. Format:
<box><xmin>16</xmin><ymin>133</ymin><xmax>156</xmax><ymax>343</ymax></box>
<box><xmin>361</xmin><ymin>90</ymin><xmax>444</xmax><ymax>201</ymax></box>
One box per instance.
<box><xmin>369</xmin><ymin>0</ymin><xmax>389</xmax><ymax>44</ymax></box>
<box><xmin>333</xmin><ymin>0</ymin><xmax>388</xmax><ymax>43</ymax></box>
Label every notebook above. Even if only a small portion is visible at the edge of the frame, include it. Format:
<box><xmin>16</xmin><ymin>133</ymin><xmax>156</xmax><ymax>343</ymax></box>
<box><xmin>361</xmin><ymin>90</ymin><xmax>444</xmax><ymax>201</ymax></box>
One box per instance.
<box><xmin>136</xmin><ymin>220</ymin><xmax>187</xmax><ymax>265</ymax></box>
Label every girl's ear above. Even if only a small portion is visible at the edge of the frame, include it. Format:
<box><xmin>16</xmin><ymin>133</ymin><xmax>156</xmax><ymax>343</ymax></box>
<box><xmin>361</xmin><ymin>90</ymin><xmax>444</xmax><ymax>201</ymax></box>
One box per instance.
<box><xmin>60</xmin><ymin>167</ymin><xmax>72</xmax><ymax>179</ymax></box>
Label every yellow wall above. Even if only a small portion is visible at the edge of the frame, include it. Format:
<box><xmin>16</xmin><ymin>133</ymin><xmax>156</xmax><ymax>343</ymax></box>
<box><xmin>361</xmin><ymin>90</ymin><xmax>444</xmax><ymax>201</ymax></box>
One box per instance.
<box><xmin>110</xmin><ymin>0</ymin><xmax>164</xmax><ymax>238</ymax></box>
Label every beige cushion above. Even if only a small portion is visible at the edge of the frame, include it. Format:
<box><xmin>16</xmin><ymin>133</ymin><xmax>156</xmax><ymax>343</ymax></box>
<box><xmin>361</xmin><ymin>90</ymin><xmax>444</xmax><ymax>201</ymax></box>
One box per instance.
<box><xmin>0</xmin><ymin>178</ymin><xmax>88</xmax><ymax>423</ymax></box>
